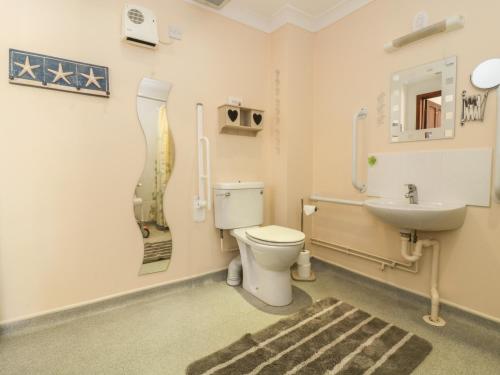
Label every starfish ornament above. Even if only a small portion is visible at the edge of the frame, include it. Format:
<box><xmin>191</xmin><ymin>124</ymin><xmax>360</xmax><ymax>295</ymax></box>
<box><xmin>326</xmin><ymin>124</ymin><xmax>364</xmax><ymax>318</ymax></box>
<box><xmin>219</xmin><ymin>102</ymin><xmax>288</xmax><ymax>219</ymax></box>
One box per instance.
<box><xmin>14</xmin><ymin>55</ymin><xmax>40</xmax><ymax>79</ymax></box>
<box><xmin>80</xmin><ymin>68</ymin><xmax>104</xmax><ymax>89</ymax></box>
<box><xmin>47</xmin><ymin>63</ymin><xmax>73</xmax><ymax>84</ymax></box>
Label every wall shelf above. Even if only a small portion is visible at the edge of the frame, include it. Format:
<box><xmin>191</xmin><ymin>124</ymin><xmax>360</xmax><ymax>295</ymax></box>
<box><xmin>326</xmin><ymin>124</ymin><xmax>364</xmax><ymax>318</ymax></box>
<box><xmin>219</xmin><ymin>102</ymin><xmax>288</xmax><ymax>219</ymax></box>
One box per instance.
<box><xmin>218</xmin><ymin>105</ymin><xmax>264</xmax><ymax>135</ymax></box>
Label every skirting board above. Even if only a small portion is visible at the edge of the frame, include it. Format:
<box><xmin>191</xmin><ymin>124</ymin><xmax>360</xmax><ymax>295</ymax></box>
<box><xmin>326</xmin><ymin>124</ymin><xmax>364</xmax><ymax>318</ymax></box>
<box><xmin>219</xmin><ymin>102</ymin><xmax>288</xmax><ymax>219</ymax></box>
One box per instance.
<box><xmin>312</xmin><ymin>255</ymin><xmax>500</xmax><ymax>327</ymax></box>
<box><xmin>0</xmin><ymin>267</ymin><xmax>228</xmax><ymax>335</ymax></box>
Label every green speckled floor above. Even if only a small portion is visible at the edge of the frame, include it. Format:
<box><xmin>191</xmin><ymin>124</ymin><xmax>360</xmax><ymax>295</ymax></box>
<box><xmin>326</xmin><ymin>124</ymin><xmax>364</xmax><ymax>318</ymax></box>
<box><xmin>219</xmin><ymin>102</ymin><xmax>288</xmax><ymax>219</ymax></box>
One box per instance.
<box><xmin>1</xmin><ymin>260</ymin><xmax>499</xmax><ymax>375</ymax></box>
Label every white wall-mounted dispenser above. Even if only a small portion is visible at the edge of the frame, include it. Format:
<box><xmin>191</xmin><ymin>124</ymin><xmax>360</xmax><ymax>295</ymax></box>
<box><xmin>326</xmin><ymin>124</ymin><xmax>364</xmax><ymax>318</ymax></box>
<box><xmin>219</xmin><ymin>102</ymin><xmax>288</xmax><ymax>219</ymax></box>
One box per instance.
<box><xmin>122</xmin><ymin>4</ymin><xmax>159</xmax><ymax>48</ymax></box>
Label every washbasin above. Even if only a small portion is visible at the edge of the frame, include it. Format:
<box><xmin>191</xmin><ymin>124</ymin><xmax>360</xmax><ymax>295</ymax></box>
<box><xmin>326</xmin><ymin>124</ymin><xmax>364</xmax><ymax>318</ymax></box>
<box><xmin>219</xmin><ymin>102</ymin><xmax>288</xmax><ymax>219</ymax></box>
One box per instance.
<box><xmin>364</xmin><ymin>198</ymin><xmax>466</xmax><ymax>231</ymax></box>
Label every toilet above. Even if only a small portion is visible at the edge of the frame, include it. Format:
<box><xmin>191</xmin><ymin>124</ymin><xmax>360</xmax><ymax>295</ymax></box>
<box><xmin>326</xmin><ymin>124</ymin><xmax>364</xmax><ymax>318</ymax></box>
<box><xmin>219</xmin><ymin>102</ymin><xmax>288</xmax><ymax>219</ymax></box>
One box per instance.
<box><xmin>214</xmin><ymin>182</ymin><xmax>305</xmax><ymax>306</ymax></box>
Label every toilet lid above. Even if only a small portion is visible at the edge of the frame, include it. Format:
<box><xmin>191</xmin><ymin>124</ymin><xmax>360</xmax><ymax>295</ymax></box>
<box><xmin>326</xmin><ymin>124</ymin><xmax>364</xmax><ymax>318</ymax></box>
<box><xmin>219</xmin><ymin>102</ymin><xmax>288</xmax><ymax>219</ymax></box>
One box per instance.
<box><xmin>246</xmin><ymin>225</ymin><xmax>305</xmax><ymax>244</ymax></box>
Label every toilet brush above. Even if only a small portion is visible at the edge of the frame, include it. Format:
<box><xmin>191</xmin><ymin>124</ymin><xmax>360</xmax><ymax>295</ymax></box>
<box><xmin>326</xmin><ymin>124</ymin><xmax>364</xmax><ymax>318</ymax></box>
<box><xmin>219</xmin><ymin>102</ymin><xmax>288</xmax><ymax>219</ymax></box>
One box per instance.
<box><xmin>292</xmin><ymin>199</ymin><xmax>317</xmax><ymax>281</ymax></box>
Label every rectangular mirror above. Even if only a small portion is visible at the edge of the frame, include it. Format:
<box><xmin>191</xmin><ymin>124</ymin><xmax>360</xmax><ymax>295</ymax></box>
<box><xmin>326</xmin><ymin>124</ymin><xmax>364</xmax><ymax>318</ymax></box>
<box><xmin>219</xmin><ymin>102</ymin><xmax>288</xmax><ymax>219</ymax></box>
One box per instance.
<box><xmin>390</xmin><ymin>56</ymin><xmax>457</xmax><ymax>142</ymax></box>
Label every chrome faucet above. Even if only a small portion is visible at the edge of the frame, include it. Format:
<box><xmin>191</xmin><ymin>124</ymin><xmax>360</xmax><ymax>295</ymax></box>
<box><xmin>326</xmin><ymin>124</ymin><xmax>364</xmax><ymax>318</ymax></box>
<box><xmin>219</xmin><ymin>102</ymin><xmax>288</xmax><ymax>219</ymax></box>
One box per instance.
<box><xmin>405</xmin><ymin>184</ymin><xmax>418</xmax><ymax>204</ymax></box>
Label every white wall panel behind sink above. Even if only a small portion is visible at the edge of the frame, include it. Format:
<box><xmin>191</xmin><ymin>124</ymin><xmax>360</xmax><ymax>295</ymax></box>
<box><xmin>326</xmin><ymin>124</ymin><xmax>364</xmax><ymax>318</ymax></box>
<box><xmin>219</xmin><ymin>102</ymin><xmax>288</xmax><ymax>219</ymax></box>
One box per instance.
<box><xmin>367</xmin><ymin>148</ymin><xmax>493</xmax><ymax>207</ymax></box>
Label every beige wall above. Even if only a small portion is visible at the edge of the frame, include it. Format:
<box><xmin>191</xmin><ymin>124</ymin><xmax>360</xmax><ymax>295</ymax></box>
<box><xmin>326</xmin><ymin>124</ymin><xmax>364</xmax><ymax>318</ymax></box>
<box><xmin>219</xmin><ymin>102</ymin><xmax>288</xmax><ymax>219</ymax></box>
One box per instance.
<box><xmin>312</xmin><ymin>0</ymin><xmax>500</xmax><ymax>320</ymax></box>
<box><xmin>0</xmin><ymin>0</ymin><xmax>271</xmax><ymax>323</ymax></box>
<box><xmin>266</xmin><ymin>25</ymin><xmax>314</xmax><ymax>234</ymax></box>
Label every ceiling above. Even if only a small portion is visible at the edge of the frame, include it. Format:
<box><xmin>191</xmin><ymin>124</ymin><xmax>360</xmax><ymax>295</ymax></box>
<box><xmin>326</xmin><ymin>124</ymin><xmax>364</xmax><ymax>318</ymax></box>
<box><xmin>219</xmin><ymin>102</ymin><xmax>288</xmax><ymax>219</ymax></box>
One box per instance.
<box><xmin>232</xmin><ymin>0</ymin><xmax>347</xmax><ymax>18</ymax></box>
<box><xmin>186</xmin><ymin>0</ymin><xmax>373</xmax><ymax>33</ymax></box>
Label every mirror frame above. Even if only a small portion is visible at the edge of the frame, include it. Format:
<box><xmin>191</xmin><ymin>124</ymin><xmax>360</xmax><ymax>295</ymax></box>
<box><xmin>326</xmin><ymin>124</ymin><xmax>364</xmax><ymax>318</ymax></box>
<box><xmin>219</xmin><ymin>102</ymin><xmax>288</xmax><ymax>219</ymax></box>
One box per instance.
<box><xmin>390</xmin><ymin>56</ymin><xmax>457</xmax><ymax>143</ymax></box>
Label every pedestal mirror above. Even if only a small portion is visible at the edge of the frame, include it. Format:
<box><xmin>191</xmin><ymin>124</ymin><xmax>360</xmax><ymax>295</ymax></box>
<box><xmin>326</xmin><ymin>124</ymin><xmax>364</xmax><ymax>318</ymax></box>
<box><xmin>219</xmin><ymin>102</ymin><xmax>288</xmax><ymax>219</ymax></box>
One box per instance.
<box><xmin>135</xmin><ymin>78</ymin><xmax>175</xmax><ymax>275</ymax></box>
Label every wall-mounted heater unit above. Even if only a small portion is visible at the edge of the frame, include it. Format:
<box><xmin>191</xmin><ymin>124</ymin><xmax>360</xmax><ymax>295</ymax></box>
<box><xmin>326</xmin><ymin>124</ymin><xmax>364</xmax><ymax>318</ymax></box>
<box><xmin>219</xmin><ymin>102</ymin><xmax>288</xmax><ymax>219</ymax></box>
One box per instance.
<box><xmin>193</xmin><ymin>0</ymin><xmax>231</xmax><ymax>9</ymax></box>
<box><xmin>122</xmin><ymin>4</ymin><xmax>159</xmax><ymax>48</ymax></box>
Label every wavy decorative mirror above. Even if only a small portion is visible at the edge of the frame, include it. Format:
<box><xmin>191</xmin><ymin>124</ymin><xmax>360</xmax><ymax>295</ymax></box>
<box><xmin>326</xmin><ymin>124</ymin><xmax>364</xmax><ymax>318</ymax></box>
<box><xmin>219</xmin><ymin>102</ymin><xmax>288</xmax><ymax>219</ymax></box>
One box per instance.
<box><xmin>135</xmin><ymin>78</ymin><xmax>175</xmax><ymax>275</ymax></box>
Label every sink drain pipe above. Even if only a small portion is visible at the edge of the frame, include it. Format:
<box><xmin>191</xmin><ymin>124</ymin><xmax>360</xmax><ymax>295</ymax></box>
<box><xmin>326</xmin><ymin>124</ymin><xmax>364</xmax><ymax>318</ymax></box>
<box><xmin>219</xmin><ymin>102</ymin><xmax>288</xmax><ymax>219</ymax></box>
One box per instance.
<box><xmin>400</xmin><ymin>232</ymin><xmax>445</xmax><ymax>327</ymax></box>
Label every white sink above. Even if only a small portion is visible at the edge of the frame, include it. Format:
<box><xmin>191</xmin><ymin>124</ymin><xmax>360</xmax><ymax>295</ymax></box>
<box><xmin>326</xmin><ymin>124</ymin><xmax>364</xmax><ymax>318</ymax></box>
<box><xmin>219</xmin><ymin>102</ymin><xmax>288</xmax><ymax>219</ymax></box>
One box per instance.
<box><xmin>364</xmin><ymin>198</ymin><xmax>466</xmax><ymax>231</ymax></box>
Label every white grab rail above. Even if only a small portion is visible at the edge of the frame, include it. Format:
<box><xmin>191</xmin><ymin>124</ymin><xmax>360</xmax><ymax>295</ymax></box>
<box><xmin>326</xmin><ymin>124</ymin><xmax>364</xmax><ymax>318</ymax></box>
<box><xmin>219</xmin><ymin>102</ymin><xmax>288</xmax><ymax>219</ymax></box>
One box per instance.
<box><xmin>310</xmin><ymin>195</ymin><xmax>364</xmax><ymax>207</ymax></box>
<box><xmin>193</xmin><ymin>103</ymin><xmax>211</xmax><ymax>222</ymax></box>
<box><xmin>470</xmin><ymin>59</ymin><xmax>500</xmax><ymax>202</ymax></box>
<box><xmin>201</xmin><ymin>136</ymin><xmax>211</xmax><ymax>209</ymax></box>
<box><xmin>495</xmin><ymin>88</ymin><xmax>500</xmax><ymax>201</ymax></box>
<box><xmin>352</xmin><ymin>107</ymin><xmax>368</xmax><ymax>193</ymax></box>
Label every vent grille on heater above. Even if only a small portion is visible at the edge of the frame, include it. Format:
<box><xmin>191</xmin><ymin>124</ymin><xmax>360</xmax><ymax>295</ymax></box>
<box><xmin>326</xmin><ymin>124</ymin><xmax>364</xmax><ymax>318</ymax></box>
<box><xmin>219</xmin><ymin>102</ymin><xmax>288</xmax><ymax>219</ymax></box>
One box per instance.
<box><xmin>194</xmin><ymin>0</ymin><xmax>231</xmax><ymax>9</ymax></box>
<box><xmin>127</xmin><ymin>8</ymin><xmax>144</xmax><ymax>24</ymax></box>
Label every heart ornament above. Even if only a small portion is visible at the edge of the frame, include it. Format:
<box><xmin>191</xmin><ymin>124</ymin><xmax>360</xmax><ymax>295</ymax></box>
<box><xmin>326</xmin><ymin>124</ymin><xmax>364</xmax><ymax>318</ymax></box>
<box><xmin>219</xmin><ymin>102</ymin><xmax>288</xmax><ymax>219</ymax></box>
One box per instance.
<box><xmin>253</xmin><ymin>113</ymin><xmax>263</xmax><ymax>126</ymax></box>
<box><xmin>228</xmin><ymin>109</ymin><xmax>238</xmax><ymax>122</ymax></box>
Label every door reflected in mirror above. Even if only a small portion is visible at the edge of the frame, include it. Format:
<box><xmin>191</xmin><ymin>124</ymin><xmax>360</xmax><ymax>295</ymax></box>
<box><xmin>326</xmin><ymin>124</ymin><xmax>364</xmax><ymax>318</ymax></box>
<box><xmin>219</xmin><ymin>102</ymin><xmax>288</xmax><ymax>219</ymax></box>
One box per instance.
<box><xmin>390</xmin><ymin>57</ymin><xmax>456</xmax><ymax>142</ymax></box>
<box><xmin>135</xmin><ymin>78</ymin><xmax>175</xmax><ymax>275</ymax></box>
<box><xmin>416</xmin><ymin>90</ymin><xmax>441</xmax><ymax>130</ymax></box>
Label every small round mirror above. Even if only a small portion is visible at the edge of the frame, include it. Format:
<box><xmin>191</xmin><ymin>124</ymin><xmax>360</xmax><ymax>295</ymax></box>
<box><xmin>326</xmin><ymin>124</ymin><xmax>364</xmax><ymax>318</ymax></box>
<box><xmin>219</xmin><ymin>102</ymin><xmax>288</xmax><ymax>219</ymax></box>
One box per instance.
<box><xmin>471</xmin><ymin>58</ymin><xmax>500</xmax><ymax>89</ymax></box>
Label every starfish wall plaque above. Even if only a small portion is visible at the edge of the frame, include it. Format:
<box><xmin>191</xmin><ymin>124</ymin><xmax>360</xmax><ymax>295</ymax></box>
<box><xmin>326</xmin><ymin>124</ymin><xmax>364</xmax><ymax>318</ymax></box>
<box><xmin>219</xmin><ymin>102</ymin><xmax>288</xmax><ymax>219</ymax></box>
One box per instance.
<box><xmin>9</xmin><ymin>49</ymin><xmax>110</xmax><ymax>97</ymax></box>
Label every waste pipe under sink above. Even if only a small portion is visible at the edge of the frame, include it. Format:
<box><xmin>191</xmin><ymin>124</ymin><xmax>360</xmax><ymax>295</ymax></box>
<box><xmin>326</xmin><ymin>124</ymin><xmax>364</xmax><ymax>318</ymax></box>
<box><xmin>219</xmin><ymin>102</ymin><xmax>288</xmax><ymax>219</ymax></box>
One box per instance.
<box><xmin>400</xmin><ymin>232</ymin><xmax>445</xmax><ymax>327</ymax></box>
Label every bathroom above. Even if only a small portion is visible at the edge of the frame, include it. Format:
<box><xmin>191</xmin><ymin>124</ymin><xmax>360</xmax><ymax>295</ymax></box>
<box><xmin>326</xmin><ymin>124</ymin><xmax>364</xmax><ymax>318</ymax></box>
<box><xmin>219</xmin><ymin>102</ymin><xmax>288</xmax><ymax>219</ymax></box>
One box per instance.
<box><xmin>0</xmin><ymin>0</ymin><xmax>499</xmax><ymax>374</ymax></box>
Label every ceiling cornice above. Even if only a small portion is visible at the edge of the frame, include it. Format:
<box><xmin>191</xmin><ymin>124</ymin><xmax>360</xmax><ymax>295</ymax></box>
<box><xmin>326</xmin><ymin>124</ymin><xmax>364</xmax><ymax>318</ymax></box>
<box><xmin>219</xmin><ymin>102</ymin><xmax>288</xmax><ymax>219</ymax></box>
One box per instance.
<box><xmin>184</xmin><ymin>0</ymin><xmax>374</xmax><ymax>33</ymax></box>
<box><xmin>184</xmin><ymin>0</ymin><xmax>274</xmax><ymax>32</ymax></box>
<box><xmin>270</xmin><ymin>4</ymin><xmax>315</xmax><ymax>33</ymax></box>
<box><xmin>313</xmin><ymin>0</ymin><xmax>373</xmax><ymax>32</ymax></box>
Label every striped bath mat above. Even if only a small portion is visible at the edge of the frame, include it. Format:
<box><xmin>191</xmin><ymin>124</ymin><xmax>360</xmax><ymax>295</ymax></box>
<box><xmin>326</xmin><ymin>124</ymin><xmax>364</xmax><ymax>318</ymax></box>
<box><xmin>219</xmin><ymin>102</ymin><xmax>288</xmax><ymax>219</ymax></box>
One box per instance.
<box><xmin>186</xmin><ymin>297</ymin><xmax>432</xmax><ymax>375</ymax></box>
<box><xmin>143</xmin><ymin>240</ymin><xmax>172</xmax><ymax>264</ymax></box>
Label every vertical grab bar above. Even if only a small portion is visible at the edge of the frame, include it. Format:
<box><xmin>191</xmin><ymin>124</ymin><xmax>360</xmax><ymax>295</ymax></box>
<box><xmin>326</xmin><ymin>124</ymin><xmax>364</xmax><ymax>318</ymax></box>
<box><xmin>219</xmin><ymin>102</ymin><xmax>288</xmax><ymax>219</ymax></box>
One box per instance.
<box><xmin>194</xmin><ymin>103</ymin><xmax>211</xmax><ymax>221</ymax></box>
<box><xmin>201</xmin><ymin>136</ymin><xmax>211</xmax><ymax>210</ymax></box>
<box><xmin>352</xmin><ymin>107</ymin><xmax>368</xmax><ymax>193</ymax></box>
<box><xmin>495</xmin><ymin>87</ymin><xmax>500</xmax><ymax>201</ymax></box>
<box><xmin>470</xmin><ymin>59</ymin><xmax>500</xmax><ymax>202</ymax></box>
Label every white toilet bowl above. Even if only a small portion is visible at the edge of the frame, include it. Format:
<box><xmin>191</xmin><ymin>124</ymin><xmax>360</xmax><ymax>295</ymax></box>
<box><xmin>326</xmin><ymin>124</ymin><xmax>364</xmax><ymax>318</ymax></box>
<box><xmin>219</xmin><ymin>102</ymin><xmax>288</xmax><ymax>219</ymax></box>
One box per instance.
<box><xmin>231</xmin><ymin>225</ymin><xmax>305</xmax><ymax>306</ymax></box>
